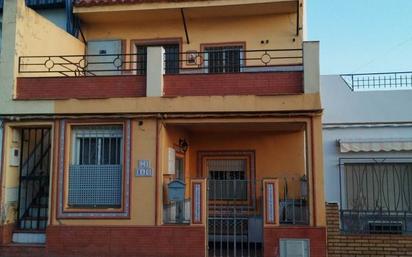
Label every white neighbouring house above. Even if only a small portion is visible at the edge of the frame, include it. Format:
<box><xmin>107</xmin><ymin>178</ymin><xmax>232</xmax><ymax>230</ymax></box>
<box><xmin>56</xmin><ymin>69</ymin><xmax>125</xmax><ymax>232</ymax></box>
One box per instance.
<box><xmin>321</xmin><ymin>73</ymin><xmax>412</xmax><ymax>234</ymax></box>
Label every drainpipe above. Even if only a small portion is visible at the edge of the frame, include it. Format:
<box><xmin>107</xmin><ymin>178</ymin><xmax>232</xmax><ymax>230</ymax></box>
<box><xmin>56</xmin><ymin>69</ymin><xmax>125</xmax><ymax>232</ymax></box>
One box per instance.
<box><xmin>0</xmin><ymin>119</ymin><xmax>3</xmax><ymax>176</ymax></box>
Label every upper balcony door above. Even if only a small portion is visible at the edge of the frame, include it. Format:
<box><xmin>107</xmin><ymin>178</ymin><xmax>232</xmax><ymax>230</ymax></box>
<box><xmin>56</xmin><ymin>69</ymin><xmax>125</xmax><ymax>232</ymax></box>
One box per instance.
<box><xmin>204</xmin><ymin>45</ymin><xmax>243</xmax><ymax>73</ymax></box>
<box><xmin>135</xmin><ymin>43</ymin><xmax>180</xmax><ymax>75</ymax></box>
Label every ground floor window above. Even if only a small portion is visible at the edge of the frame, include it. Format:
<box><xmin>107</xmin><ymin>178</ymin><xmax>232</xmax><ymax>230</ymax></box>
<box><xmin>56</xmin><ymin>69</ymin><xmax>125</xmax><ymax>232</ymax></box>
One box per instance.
<box><xmin>340</xmin><ymin>160</ymin><xmax>412</xmax><ymax>234</ymax></box>
<box><xmin>68</xmin><ymin>125</ymin><xmax>123</xmax><ymax>208</ymax></box>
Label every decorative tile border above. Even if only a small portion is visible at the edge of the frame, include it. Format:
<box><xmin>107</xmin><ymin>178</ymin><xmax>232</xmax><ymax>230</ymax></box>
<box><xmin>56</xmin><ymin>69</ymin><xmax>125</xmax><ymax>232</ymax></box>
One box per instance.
<box><xmin>191</xmin><ymin>179</ymin><xmax>206</xmax><ymax>225</ymax></box>
<box><xmin>193</xmin><ymin>183</ymin><xmax>201</xmax><ymax>224</ymax></box>
<box><xmin>57</xmin><ymin>119</ymin><xmax>131</xmax><ymax>219</ymax></box>
<box><xmin>263</xmin><ymin>179</ymin><xmax>279</xmax><ymax>226</ymax></box>
<box><xmin>266</xmin><ymin>183</ymin><xmax>275</xmax><ymax>223</ymax></box>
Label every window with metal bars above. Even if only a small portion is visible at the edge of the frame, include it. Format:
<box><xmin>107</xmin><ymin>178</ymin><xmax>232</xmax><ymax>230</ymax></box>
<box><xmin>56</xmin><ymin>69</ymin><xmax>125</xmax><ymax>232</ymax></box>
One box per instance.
<box><xmin>340</xmin><ymin>161</ymin><xmax>412</xmax><ymax>234</ymax></box>
<box><xmin>207</xmin><ymin>159</ymin><xmax>248</xmax><ymax>200</ymax></box>
<box><xmin>204</xmin><ymin>46</ymin><xmax>243</xmax><ymax>73</ymax></box>
<box><xmin>68</xmin><ymin>126</ymin><xmax>123</xmax><ymax>208</ymax></box>
<box><xmin>73</xmin><ymin>127</ymin><xmax>122</xmax><ymax>165</ymax></box>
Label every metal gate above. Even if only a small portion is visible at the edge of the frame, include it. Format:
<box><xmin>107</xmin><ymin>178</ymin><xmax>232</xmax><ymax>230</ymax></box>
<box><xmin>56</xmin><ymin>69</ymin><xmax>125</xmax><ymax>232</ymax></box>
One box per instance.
<box><xmin>208</xmin><ymin>179</ymin><xmax>263</xmax><ymax>257</ymax></box>
<box><xmin>17</xmin><ymin>128</ymin><xmax>51</xmax><ymax>231</ymax></box>
<box><xmin>339</xmin><ymin>159</ymin><xmax>412</xmax><ymax>234</ymax></box>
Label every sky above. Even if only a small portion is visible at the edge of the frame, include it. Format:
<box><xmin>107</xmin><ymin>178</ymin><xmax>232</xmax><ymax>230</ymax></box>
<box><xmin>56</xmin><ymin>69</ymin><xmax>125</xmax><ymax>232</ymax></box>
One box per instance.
<box><xmin>307</xmin><ymin>0</ymin><xmax>412</xmax><ymax>75</ymax></box>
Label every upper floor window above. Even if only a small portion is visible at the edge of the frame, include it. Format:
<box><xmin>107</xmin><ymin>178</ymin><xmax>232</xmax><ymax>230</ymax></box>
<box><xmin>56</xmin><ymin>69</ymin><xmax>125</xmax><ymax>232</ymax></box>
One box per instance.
<box><xmin>204</xmin><ymin>46</ymin><xmax>243</xmax><ymax>73</ymax></box>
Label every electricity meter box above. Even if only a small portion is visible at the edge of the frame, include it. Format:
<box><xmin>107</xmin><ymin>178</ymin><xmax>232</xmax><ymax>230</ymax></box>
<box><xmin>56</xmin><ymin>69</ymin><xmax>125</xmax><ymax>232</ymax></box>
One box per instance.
<box><xmin>167</xmin><ymin>180</ymin><xmax>185</xmax><ymax>202</ymax></box>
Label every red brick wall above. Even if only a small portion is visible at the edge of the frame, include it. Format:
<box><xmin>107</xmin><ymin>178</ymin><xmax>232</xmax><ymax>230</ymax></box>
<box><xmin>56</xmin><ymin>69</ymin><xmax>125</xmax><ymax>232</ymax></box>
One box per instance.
<box><xmin>264</xmin><ymin>226</ymin><xmax>327</xmax><ymax>257</ymax></box>
<box><xmin>327</xmin><ymin>203</ymin><xmax>412</xmax><ymax>257</ymax></box>
<box><xmin>16</xmin><ymin>76</ymin><xmax>146</xmax><ymax>100</ymax></box>
<box><xmin>164</xmin><ymin>72</ymin><xmax>303</xmax><ymax>96</ymax></box>
<box><xmin>16</xmin><ymin>72</ymin><xmax>303</xmax><ymax>100</ymax></box>
<box><xmin>0</xmin><ymin>245</ymin><xmax>46</xmax><ymax>257</ymax></box>
<box><xmin>46</xmin><ymin>225</ymin><xmax>206</xmax><ymax>257</ymax></box>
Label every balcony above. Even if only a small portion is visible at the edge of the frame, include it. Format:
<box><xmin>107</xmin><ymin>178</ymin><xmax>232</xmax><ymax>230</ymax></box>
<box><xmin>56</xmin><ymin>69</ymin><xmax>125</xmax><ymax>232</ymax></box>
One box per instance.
<box><xmin>16</xmin><ymin>42</ymin><xmax>319</xmax><ymax>100</ymax></box>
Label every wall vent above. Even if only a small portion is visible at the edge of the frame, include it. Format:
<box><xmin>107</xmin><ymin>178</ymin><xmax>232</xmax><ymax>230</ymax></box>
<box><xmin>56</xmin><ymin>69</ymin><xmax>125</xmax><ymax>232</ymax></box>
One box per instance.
<box><xmin>280</xmin><ymin>239</ymin><xmax>309</xmax><ymax>257</ymax></box>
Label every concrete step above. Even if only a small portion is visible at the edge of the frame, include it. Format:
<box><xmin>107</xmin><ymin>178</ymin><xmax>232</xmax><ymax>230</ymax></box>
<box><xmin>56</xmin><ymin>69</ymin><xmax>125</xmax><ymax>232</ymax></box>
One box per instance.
<box><xmin>12</xmin><ymin>232</ymin><xmax>46</xmax><ymax>244</ymax></box>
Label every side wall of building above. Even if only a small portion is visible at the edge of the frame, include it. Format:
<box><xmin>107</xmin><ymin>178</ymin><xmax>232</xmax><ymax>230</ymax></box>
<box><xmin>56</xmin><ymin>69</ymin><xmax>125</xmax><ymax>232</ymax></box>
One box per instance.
<box><xmin>0</xmin><ymin>0</ymin><xmax>85</xmax><ymax>115</ymax></box>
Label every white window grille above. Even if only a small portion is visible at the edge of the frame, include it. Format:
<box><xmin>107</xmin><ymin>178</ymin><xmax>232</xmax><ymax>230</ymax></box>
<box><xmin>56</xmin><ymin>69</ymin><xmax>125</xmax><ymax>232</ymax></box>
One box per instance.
<box><xmin>68</xmin><ymin>126</ymin><xmax>123</xmax><ymax>208</ymax></box>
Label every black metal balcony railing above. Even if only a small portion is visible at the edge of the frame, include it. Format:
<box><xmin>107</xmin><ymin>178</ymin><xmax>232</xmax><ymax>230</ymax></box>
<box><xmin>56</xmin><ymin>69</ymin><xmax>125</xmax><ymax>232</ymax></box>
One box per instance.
<box><xmin>341</xmin><ymin>71</ymin><xmax>412</xmax><ymax>91</ymax></box>
<box><xmin>169</xmin><ymin>48</ymin><xmax>303</xmax><ymax>74</ymax></box>
<box><xmin>279</xmin><ymin>177</ymin><xmax>309</xmax><ymax>225</ymax></box>
<box><xmin>339</xmin><ymin>159</ymin><xmax>412</xmax><ymax>234</ymax></box>
<box><xmin>18</xmin><ymin>48</ymin><xmax>303</xmax><ymax>77</ymax></box>
<box><xmin>18</xmin><ymin>53</ymin><xmax>147</xmax><ymax>77</ymax></box>
<box><xmin>163</xmin><ymin>199</ymin><xmax>191</xmax><ymax>224</ymax></box>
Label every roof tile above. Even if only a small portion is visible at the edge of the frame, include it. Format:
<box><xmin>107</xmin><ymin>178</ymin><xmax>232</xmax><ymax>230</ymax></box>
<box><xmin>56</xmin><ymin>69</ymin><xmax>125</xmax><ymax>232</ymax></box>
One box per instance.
<box><xmin>75</xmin><ymin>0</ymin><xmax>210</xmax><ymax>7</ymax></box>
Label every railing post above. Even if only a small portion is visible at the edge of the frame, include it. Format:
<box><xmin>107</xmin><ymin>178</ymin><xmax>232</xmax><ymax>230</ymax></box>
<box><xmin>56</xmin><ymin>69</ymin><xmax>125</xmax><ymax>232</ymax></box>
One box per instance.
<box><xmin>263</xmin><ymin>179</ymin><xmax>279</xmax><ymax>226</ymax></box>
<box><xmin>146</xmin><ymin>46</ymin><xmax>165</xmax><ymax>97</ymax></box>
<box><xmin>303</xmin><ymin>41</ymin><xmax>320</xmax><ymax>94</ymax></box>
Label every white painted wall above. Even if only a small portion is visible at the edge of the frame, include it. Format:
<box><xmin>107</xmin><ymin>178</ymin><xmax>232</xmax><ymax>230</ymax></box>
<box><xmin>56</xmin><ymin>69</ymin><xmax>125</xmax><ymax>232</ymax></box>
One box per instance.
<box><xmin>321</xmin><ymin>75</ymin><xmax>412</xmax><ymax>124</ymax></box>
<box><xmin>321</xmin><ymin>75</ymin><xmax>412</xmax><ymax>203</ymax></box>
<box><xmin>0</xmin><ymin>120</ymin><xmax>2</xmax><ymax>175</ymax></box>
<box><xmin>0</xmin><ymin>13</ymin><xmax>3</xmax><ymax>54</ymax></box>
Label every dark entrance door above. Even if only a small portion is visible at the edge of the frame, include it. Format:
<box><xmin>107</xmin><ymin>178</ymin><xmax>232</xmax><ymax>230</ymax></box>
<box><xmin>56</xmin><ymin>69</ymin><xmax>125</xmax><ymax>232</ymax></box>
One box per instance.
<box><xmin>136</xmin><ymin>44</ymin><xmax>180</xmax><ymax>75</ymax></box>
<box><xmin>17</xmin><ymin>128</ymin><xmax>51</xmax><ymax>231</ymax></box>
<box><xmin>207</xmin><ymin>159</ymin><xmax>263</xmax><ymax>257</ymax></box>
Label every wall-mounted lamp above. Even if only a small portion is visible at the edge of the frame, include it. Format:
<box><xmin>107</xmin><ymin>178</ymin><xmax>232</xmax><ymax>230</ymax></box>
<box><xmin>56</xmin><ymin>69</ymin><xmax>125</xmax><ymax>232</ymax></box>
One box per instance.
<box><xmin>178</xmin><ymin>138</ymin><xmax>189</xmax><ymax>153</ymax></box>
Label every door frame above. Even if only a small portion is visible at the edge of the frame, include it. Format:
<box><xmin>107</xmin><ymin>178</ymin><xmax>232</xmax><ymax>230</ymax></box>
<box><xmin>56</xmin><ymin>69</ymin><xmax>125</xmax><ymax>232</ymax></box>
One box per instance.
<box><xmin>130</xmin><ymin>37</ymin><xmax>183</xmax><ymax>74</ymax></box>
<box><xmin>16</xmin><ymin>126</ymin><xmax>53</xmax><ymax>230</ymax></box>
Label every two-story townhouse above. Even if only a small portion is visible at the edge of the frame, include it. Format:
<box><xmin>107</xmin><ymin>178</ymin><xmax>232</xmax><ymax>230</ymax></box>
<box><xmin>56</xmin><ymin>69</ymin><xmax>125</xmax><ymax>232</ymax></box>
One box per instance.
<box><xmin>0</xmin><ymin>0</ymin><xmax>326</xmax><ymax>256</ymax></box>
<box><xmin>321</xmin><ymin>73</ymin><xmax>412</xmax><ymax>257</ymax></box>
